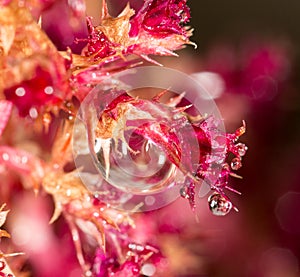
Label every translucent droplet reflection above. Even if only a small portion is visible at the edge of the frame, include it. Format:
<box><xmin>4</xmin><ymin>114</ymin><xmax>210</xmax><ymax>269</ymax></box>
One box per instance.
<box><xmin>180</xmin><ymin>184</ymin><xmax>189</xmax><ymax>199</ymax></box>
<box><xmin>94</xmin><ymin>131</ymin><xmax>178</xmax><ymax>195</ymax></box>
<box><xmin>208</xmin><ymin>192</ymin><xmax>232</xmax><ymax>216</ymax></box>
<box><xmin>236</xmin><ymin>143</ymin><xmax>248</xmax><ymax>157</ymax></box>
<box><xmin>231</xmin><ymin>157</ymin><xmax>242</xmax><ymax>170</ymax></box>
<box><xmin>72</xmin><ymin>66</ymin><xmax>228</xmax><ymax>211</ymax></box>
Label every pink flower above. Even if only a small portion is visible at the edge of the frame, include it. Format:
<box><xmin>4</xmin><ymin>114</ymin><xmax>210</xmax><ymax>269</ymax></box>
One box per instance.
<box><xmin>81</xmin><ymin>0</ymin><xmax>194</xmax><ymax>64</ymax></box>
<box><xmin>129</xmin><ymin>0</ymin><xmax>190</xmax><ymax>37</ymax></box>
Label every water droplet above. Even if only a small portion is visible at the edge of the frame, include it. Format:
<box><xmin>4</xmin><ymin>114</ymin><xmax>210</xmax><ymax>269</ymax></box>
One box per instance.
<box><xmin>231</xmin><ymin>157</ymin><xmax>242</xmax><ymax>170</ymax></box>
<box><xmin>44</xmin><ymin>86</ymin><xmax>54</xmax><ymax>95</ymax></box>
<box><xmin>15</xmin><ymin>87</ymin><xmax>25</xmax><ymax>97</ymax></box>
<box><xmin>89</xmin><ymin>90</ymin><xmax>198</xmax><ymax>195</ymax></box>
<box><xmin>141</xmin><ymin>263</ymin><xmax>156</xmax><ymax>276</ymax></box>
<box><xmin>2</xmin><ymin>153</ymin><xmax>9</xmax><ymax>161</ymax></box>
<box><xmin>236</xmin><ymin>143</ymin><xmax>248</xmax><ymax>157</ymax></box>
<box><xmin>29</xmin><ymin>107</ymin><xmax>38</xmax><ymax>119</ymax></box>
<box><xmin>208</xmin><ymin>192</ymin><xmax>232</xmax><ymax>216</ymax></box>
<box><xmin>180</xmin><ymin>185</ymin><xmax>189</xmax><ymax>199</ymax></box>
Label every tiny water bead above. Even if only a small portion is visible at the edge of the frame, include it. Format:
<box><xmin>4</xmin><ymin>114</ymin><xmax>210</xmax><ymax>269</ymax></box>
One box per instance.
<box><xmin>180</xmin><ymin>185</ymin><xmax>189</xmax><ymax>199</ymax></box>
<box><xmin>231</xmin><ymin>157</ymin><xmax>242</xmax><ymax>170</ymax></box>
<box><xmin>208</xmin><ymin>192</ymin><xmax>233</xmax><ymax>216</ymax></box>
<box><xmin>141</xmin><ymin>263</ymin><xmax>156</xmax><ymax>276</ymax></box>
<box><xmin>236</xmin><ymin>143</ymin><xmax>248</xmax><ymax>157</ymax></box>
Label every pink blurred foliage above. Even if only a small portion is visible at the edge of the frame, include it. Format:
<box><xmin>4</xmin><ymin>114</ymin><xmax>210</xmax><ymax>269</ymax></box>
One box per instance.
<box><xmin>41</xmin><ymin>0</ymin><xmax>88</xmax><ymax>53</ymax></box>
<box><xmin>204</xmin><ymin>39</ymin><xmax>292</xmax><ymax>102</ymax></box>
<box><xmin>8</xmin><ymin>193</ymin><xmax>80</xmax><ymax>277</ymax></box>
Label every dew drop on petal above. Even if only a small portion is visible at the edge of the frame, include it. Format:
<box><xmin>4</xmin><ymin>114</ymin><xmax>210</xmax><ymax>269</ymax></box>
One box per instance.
<box><xmin>141</xmin><ymin>263</ymin><xmax>156</xmax><ymax>276</ymax></box>
<box><xmin>29</xmin><ymin>107</ymin><xmax>38</xmax><ymax>119</ymax></box>
<box><xmin>15</xmin><ymin>87</ymin><xmax>26</xmax><ymax>97</ymax></box>
<box><xmin>231</xmin><ymin>157</ymin><xmax>242</xmax><ymax>170</ymax></box>
<box><xmin>44</xmin><ymin>86</ymin><xmax>54</xmax><ymax>95</ymax></box>
<box><xmin>208</xmin><ymin>192</ymin><xmax>232</xmax><ymax>216</ymax></box>
<box><xmin>180</xmin><ymin>185</ymin><xmax>189</xmax><ymax>199</ymax></box>
<box><xmin>2</xmin><ymin>153</ymin><xmax>9</xmax><ymax>161</ymax></box>
<box><xmin>236</xmin><ymin>143</ymin><xmax>248</xmax><ymax>157</ymax></box>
